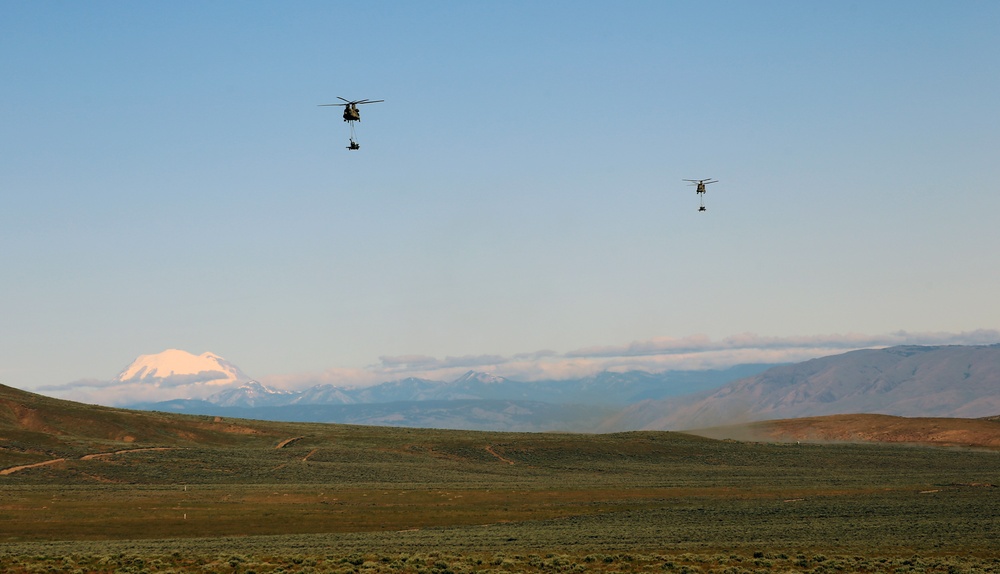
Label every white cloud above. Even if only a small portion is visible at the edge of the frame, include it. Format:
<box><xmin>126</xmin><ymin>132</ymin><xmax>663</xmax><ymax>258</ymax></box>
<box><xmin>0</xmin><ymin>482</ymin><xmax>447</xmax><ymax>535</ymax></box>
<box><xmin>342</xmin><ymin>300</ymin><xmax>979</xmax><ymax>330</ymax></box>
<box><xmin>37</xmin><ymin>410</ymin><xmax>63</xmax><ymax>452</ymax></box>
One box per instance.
<box><xmin>41</xmin><ymin>376</ymin><xmax>235</xmax><ymax>406</ymax></box>
<box><xmin>38</xmin><ymin>378</ymin><xmax>120</xmax><ymax>392</ymax></box>
<box><xmin>375</xmin><ymin>355</ymin><xmax>439</xmax><ymax>369</ymax></box>
<box><xmin>115</xmin><ymin>370</ymin><xmax>232</xmax><ymax>388</ymax></box>
<box><xmin>563</xmin><ymin>330</ymin><xmax>1000</xmax><ymax>359</ymax></box>
<box><xmin>376</xmin><ymin>354</ymin><xmax>509</xmax><ymax>373</ymax></box>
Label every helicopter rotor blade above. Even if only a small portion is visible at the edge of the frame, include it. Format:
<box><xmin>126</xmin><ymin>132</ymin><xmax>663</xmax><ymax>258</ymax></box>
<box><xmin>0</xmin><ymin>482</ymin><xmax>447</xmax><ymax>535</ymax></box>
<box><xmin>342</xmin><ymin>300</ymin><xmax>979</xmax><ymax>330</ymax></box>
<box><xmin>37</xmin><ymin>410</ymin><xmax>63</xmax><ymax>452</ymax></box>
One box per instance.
<box><xmin>318</xmin><ymin>103</ymin><xmax>348</xmax><ymax>107</ymax></box>
<box><xmin>337</xmin><ymin>97</ymin><xmax>351</xmax><ymax>103</ymax></box>
<box><xmin>354</xmin><ymin>99</ymin><xmax>384</xmax><ymax>105</ymax></box>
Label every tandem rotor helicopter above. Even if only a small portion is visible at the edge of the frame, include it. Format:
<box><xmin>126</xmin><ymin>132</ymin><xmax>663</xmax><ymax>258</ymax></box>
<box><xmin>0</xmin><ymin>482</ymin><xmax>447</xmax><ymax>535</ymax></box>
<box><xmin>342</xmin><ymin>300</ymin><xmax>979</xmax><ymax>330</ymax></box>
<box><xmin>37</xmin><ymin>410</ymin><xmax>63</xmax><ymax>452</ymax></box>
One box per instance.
<box><xmin>318</xmin><ymin>97</ymin><xmax>383</xmax><ymax>150</ymax></box>
<box><xmin>683</xmin><ymin>178</ymin><xmax>717</xmax><ymax>212</ymax></box>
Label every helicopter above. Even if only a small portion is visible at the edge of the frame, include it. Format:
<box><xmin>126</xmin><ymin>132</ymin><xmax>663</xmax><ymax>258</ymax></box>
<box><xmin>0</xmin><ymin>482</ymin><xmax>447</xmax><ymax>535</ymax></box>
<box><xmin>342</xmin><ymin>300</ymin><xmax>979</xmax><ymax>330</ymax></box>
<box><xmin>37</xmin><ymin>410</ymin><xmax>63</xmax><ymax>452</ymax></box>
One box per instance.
<box><xmin>683</xmin><ymin>178</ymin><xmax>717</xmax><ymax>212</ymax></box>
<box><xmin>318</xmin><ymin>97</ymin><xmax>384</xmax><ymax>122</ymax></box>
<box><xmin>319</xmin><ymin>97</ymin><xmax>383</xmax><ymax>150</ymax></box>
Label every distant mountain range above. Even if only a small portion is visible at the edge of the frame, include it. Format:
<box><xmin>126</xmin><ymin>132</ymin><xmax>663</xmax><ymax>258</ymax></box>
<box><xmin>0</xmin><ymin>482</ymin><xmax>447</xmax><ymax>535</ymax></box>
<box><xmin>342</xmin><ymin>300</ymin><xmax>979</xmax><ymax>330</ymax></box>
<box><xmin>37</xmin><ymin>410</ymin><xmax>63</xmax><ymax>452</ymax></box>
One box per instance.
<box><xmin>129</xmin><ymin>365</ymin><xmax>773</xmax><ymax>431</ymax></box>
<box><xmin>125</xmin><ymin>344</ymin><xmax>1000</xmax><ymax>432</ymax></box>
<box><xmin>204</xmin><ymin>367</ymin><xmax>772</xmax><ymax>407</ymax></box>
<box><xmin>604</xmin><ymin>344</ymin><xmax>1000</xmax><ymax>431</ymax></box>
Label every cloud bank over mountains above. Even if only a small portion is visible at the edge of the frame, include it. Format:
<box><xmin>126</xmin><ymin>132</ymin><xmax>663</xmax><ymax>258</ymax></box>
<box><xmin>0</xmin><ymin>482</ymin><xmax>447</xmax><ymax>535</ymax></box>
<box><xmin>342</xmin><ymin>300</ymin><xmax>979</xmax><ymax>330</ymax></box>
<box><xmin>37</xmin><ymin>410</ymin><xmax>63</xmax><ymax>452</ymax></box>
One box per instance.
<box><xmin>565</xmin><ymin>330</ymin><xmax>1000</xmax><ymax>358</ymax></box>
<box><xmin>41</xmin><ymin>330</ymin><xmax>1000</xmax><ymax>406</ymax></box>
<box><xmin>269</xmin><ymin>330</ymin><xmax>1000</xmax><ymax>390</ymax></box>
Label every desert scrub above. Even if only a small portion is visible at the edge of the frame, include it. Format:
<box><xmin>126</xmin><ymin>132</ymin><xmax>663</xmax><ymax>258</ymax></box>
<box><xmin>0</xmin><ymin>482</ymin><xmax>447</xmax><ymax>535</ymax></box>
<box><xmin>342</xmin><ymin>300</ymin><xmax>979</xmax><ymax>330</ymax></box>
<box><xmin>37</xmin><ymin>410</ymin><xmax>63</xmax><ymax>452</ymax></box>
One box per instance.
<box><xmin>2</xmin><ymin>552</ymin><xmax>1000</xmax><ymax>573</ymax></box>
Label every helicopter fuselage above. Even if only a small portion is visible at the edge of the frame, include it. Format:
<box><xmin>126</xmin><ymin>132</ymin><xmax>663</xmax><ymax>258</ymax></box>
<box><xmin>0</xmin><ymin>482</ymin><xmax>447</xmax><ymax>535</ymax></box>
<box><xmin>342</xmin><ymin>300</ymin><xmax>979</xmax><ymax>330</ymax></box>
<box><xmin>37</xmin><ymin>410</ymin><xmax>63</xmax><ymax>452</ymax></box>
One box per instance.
<box><xmin>343</xmin><ymin>104</ymin><xmax>361</xmax><ymax>122</ymax></box>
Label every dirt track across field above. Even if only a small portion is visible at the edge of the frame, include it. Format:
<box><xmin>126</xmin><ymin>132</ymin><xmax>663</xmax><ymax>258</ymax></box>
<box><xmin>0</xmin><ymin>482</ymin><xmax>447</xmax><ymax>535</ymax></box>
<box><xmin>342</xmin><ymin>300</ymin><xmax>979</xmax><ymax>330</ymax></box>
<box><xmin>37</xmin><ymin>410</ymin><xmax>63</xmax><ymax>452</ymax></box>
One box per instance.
<box><xmin>484</xmin><ymin>445</ymin><xmax>515</xmax><ymax>465</ymax></box>
<box><xmin>276</xmin><ymin>436</ymin><xmax>304</xmax><ymax>449</ymax></box>
<box><xmin>80</xmin><ymin>447</ymin><xmax>178</xmax><ymax>460</ymax></box>
<box><xmin>1</xmin><ymin>448</ymin><xmax>180</xmax><ymax>476</ymax></box>
<box><xmin>0</xmin><ymin>458</ymin><xmax>67</xmax><ymax>476</ymax></box>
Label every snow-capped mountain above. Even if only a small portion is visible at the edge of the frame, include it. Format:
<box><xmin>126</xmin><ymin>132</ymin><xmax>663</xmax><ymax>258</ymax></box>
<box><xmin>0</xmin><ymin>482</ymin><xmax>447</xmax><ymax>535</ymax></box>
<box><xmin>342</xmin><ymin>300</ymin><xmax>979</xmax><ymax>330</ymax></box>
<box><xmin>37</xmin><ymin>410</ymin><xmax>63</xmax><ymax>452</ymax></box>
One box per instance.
<box><xmin>208</xmin><ymin>381</ymin><xmax>296</xmax><ymax>408</ymax></box>
<box><xmin>452</xmin><ymin>371</ymin><xmax>509</xmax><ymax>385</ymax></box>
<box><xmin>289</xmin><ymin>384</ymin><xmax>357</xmax><ymax>405</ymax></box>
<box><xmin>115</xmin><ymin>349</ymin><xmax>250</xmax><ymax>388</ymax></box>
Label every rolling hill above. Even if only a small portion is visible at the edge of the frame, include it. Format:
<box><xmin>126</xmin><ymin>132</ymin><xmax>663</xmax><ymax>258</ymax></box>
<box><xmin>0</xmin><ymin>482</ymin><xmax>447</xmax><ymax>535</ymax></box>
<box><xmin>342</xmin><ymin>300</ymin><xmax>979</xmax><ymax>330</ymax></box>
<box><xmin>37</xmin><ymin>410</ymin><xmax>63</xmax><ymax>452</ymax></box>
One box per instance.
<box><xmin>138</xmin><ymin>398</ymin><xmax>618</xmax><ymax>432</ymax></box>
<box><xmin>4</xmin><ymin>375</ymin><xmax>1000</xmax><ymax>475</ymax></box>
<box><xmin>0</xmin><ymin>382</ymin><xmax>290</xmax><ymax>458</ymax></box>
<box><xmin>688</xmin><ymin>413</ymin><xmax>1000</xmax><ymax>450</ymax></box>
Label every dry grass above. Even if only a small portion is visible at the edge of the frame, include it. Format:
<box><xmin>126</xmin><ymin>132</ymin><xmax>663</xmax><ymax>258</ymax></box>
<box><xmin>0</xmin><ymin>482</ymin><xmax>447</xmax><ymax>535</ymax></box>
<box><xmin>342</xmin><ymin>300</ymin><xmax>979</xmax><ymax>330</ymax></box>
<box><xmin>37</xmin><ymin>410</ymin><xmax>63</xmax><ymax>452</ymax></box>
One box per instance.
<box><xmin>690</xmin><ymin>413</ymin><xmax>1000</xmax><ymax>449</ymax></box>
<box><xmin>4</xmin><ymin>382</ymin><xmax>1000</xmax><ymax>567</ymax></box>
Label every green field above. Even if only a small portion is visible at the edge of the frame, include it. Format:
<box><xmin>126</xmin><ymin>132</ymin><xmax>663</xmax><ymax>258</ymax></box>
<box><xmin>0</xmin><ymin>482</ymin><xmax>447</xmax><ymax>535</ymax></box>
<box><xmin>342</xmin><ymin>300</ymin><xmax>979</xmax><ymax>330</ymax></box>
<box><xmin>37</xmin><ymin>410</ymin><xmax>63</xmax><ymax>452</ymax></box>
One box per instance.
<box><xmin>3</xmin><ymin>387</ymin><xmax>1000</xmax><ymax>572</ymax></box>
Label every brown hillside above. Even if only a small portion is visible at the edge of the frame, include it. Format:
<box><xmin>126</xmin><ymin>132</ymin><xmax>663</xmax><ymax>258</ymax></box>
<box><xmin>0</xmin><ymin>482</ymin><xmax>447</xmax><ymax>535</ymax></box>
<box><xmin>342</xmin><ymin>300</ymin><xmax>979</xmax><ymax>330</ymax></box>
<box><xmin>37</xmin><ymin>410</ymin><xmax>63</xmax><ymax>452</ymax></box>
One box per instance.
<box><xmin>688</xmin><ymin>413</ymin><xmax>1000</xmax><ymax>449</ymax></box>
<box><xmin>0</xmin><ymin>383</ymin><xmax>285</xmax><ymax>455</ymax></box>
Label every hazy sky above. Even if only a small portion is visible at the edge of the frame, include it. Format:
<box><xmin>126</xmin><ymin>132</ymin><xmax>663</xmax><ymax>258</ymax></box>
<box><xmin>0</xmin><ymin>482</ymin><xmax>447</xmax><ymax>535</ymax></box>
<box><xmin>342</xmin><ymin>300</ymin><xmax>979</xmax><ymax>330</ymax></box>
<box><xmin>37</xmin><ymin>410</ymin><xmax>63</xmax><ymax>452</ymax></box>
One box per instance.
<box><xmin>3</xmin><ymin>1</ymin><xmax>1000</xmax><ymax>398</ymax></box>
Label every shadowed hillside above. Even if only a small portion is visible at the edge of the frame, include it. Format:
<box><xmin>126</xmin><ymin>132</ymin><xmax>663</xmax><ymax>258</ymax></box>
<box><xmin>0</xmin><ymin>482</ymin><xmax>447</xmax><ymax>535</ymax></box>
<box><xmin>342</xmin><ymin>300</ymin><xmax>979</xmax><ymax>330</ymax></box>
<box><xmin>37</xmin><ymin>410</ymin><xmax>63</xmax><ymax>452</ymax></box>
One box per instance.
<box><xmin>606</xmin><ymin>345</ymin><xmax>1000</xmax><ymax>430</ymax></box>
<box><xmin>0</xmin><ymin>383</ymin><xmax>289</xmax><ymax>455</ymax></box>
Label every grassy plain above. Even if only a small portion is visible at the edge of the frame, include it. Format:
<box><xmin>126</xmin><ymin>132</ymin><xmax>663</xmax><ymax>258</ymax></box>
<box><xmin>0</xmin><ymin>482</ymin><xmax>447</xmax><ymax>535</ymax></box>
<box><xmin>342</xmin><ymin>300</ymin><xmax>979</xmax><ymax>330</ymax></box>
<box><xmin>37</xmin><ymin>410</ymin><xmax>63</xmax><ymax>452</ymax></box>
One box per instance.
<box><xmin>2</xmin><ymin>385</ymin><xmax>1000</xmax><ymax>572</ymax></box>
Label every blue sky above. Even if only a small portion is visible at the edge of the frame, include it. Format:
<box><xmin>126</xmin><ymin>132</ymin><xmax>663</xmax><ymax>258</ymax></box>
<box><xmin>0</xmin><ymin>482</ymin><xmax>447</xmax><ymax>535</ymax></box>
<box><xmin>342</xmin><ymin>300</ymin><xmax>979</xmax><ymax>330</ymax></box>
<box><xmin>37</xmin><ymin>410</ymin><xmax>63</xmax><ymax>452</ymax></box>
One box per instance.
<box><xmin>3</xmin><ymin>1</ymin><xmax>999</xmax><ymax>401</ymax></box>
